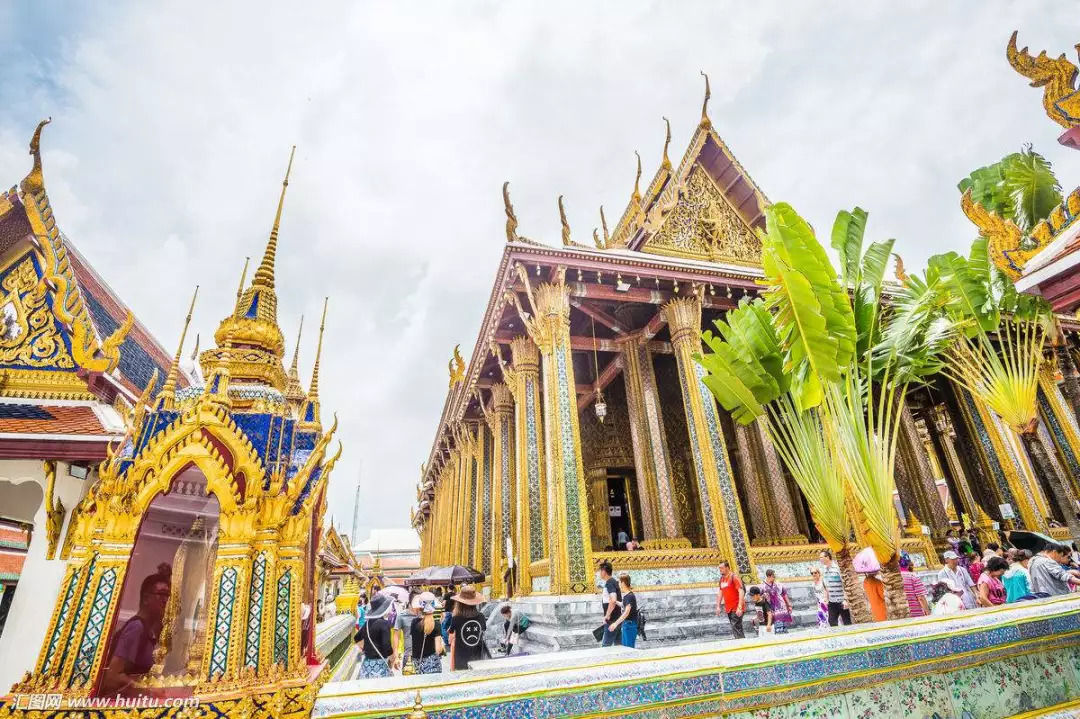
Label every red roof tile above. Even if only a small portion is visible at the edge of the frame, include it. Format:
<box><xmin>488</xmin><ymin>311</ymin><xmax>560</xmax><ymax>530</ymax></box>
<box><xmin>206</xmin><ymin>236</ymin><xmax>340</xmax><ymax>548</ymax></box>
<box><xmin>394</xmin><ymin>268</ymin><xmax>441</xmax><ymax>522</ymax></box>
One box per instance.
<box><xmin>0</xmin><ymin>405</ymin><xmax>106</xmax><ymax>436</ymax></box>
<box><xmin>0</xmin><ymin>551</ymin><xmax>27</xmax><ymax>578</ymax></box>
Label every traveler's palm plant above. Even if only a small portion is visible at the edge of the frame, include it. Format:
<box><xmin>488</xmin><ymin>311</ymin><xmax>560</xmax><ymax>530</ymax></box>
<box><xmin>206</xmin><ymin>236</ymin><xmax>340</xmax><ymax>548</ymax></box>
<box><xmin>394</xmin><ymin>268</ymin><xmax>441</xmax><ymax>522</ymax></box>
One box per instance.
<box><xmin>906</xmin><ymin>238</ymin><xmax>1078</xmax><ymax>539</ymax></box>
<box><xmin>697</xmin><ymin>203</ymin><xmax>949</xmax><ymax>621</ymax></box>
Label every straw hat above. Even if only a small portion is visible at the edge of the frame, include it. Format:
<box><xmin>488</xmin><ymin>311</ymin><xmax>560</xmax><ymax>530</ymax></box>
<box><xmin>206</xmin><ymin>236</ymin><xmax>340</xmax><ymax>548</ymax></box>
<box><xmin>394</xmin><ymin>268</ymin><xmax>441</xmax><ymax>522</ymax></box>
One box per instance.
<box><xmin>450</xmin><ymin>585</ymin><xmax>484</xmax><ymax>606</ymax></box>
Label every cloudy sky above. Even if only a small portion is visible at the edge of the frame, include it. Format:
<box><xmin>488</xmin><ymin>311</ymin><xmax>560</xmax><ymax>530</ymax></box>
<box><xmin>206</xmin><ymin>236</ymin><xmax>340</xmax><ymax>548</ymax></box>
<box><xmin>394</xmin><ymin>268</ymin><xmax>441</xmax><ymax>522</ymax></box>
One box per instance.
<box><xmin>1</xmin><ymin>2</ymin><xmax>1077</xmax><ymax>546</ymax></box>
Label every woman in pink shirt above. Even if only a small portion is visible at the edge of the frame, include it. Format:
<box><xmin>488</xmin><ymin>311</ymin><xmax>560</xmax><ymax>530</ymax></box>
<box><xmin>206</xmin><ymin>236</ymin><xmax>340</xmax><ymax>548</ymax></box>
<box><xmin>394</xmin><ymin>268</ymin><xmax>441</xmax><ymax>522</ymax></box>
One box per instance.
<box><xmin>976</xmin><ymin>556</ymin><xmax>1008</xmax><ymax>607</ymax></box>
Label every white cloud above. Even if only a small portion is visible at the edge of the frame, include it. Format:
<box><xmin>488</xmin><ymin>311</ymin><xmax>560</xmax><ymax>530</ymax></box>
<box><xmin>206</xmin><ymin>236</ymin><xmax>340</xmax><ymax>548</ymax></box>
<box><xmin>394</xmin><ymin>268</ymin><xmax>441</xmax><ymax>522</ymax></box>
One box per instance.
<box><xmin>2</xmin><ymin>2</ymin><xmax>1077</xmax><ymax>540</ymax></box>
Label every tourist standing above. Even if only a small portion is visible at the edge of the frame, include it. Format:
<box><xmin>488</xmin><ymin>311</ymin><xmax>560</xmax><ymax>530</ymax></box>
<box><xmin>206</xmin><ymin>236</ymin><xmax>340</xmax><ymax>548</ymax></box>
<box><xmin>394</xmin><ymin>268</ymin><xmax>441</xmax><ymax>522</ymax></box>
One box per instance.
<box><xmin>598</xmin><ymin>560</ymin><xmax>622</xmax><ymax>647</ymax></box>
<box><xmin>499</xmin><ymin>604</ymin><xmax>529</xmax><ymax>655</ymax></box>
<box><xmin>809</xmin><ymin>567</ymin><xmax>829</xmax><ymax>627</ymax></box>
<box><xmin>715</xmin><ymin>560</ymin><xmax>746</xmax><ymax>639</ymax></box>
<box><xmin>1029</xmin><ymin>543</ymin><xmax>1080</xmax><ymax>596</ymax></box>
<box><xmin>441</xmin><ymin>584</ymin><xmax>457</xmax><ymax>646</ymax></box>
<box><xmin>356</xmin><ymin>594</ymin><xmax>397</xmax><ymax>678</ymax></box>
<box><xmin>616</xmin><ymin>529</ymin><xmax>630</xmax><ymax>550</ymax></box>
<box><xmin>448</xmin><ymin>586</ymin><xmax>487</xmax><ymax>671</ymax></box>
<box><xmin>819</xmin><ymin>549</ymin><xmax>850</xmax><ymax>626</ymax></box>
<box><xmin>760</xmin><ymin>569</ymin><xmax>793</xmax><ymax>634</ymax></box>
<box><xmin>930</xmin><ymin>580</ymin><xmax>964</xmax><ymax>617</ymax></box>
<box><xmin>976</xmin><ymin>556</ymin><xmax>1008</xmax><ymax>607</ymax></box>
<box><xmin>1003</xmin><ymin>550</ymin><xmax>1033</xmax><ymax>603</ymax></box>
<box><xmin>409</xmin><ymin>599</ymin><xmax>443</xmax><ymax>675</ymax></box>
<box><xmin>748</xmin><ymin>586</ymin><xmax>773</xmax><ymax>634</ymax></box>
<box><xmin>965</xmin><ymin>548</ymin><xmax>984</xmax><ymax>584</ymax></box>
<box><xmin>937</xmin><ymin>551</ymin><xmax>976</xmax><ymax>609</ymax></box>
<box><xmin>607</xmin><ymin>573</ymin><xmax>639</xmax><ymax>648</ymax></box>
<box><xmin>900</xmin><ymin>555</ymin><xmax>930</xmax><ymax>618</ymax></box>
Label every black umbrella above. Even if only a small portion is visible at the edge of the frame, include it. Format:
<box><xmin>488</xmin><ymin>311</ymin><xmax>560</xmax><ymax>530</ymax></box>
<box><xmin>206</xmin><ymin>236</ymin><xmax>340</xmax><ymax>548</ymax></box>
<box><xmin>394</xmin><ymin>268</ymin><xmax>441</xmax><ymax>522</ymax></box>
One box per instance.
<box><xmin>403</xmin><ymin>566</ymin><xmax>442</xmax><ymax>587</ymax></box>
<box><xmin>1006</xmin><ymin>530</ymin><xmax>1059</xmax><ymax>552</ymax></box>
<box><xmin>427</xmin><ymin>565</ymin><xmax>485</xmax><ymax>586</ymax></box>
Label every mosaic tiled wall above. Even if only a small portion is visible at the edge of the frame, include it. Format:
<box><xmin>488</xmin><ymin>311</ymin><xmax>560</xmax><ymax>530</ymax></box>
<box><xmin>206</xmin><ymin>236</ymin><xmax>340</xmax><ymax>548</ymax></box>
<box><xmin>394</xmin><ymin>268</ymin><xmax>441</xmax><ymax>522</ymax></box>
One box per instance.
<box><xmin>314</xmin><ymin>596</ymin><xmax>1080</xmax><ymax>719</ymax></box>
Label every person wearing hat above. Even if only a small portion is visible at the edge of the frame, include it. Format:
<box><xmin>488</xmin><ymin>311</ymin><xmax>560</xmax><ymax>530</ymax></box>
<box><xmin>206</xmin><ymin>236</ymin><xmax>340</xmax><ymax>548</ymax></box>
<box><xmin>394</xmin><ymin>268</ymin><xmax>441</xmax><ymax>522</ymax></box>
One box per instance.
<box><xmin>447</xmin><ymin>585</ymin><xmax>487</xmax><ymax>671</ymax></box>
<box><xmin>409</xmin><ymin>593</ymin><xmax>444</xmax><ymax>675</ymax></box>
<box><xmin>930</xmin><ymin>579</ymin><xmax>965</xmax><ymax>617</ymax></box>
<box><xmin>936</xmin><ymin>550</ymin><xmax>975</xmax><ymax>609</ymax></box>
<box><xmin>354</xmin><ymin>594</ymin><xmax>397</xmax><ymax>679</ymax></box>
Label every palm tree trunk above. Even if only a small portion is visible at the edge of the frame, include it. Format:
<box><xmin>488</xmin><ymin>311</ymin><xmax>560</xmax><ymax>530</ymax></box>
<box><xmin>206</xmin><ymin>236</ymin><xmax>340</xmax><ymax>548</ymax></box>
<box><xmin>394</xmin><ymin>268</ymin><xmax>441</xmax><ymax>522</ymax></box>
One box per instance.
<box><xmin>1055</xmin><ymin>342</ymin><xmax>1080</xmax><ymax>430</ymax></box>
<box><xmin>836</xmin><ymin>545</ymin><xmax>871</xmax><ymax>624</ymax></box>
<box><xmin>881</xmin><ymin>553</ymin><xmax>910</xmax><ymax>621</ymax></box>
<box><xmin>1020</xmin><ymin>429</ymin><xmax>1080</xmax><ymax>543</ymax></box>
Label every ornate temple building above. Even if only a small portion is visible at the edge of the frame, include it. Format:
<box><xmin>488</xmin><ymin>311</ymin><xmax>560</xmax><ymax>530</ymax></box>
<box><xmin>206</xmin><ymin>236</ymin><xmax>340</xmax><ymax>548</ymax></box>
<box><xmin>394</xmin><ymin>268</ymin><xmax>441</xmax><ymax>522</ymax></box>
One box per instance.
<box><xmin>412</xmin><ymin>77</ymin><xmax>1080</xmax><ymax>613</ymax></box>
<box><xmin>0</xmin><ymin>120</ymin><xmax>181</xmax><ymax>691</ymax></box>
<box><xmin>1</xmin><ymin>135</ymin><xmax>343</xmax><ymax>717</ymax></box>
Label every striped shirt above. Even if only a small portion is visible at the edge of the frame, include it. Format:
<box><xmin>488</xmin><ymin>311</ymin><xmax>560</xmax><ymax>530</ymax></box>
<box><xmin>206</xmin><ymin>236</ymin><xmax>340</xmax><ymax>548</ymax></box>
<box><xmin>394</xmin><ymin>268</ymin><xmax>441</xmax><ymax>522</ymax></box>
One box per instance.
<box><xmin>901</xmin><ymin>570</ymin><xmax>927</xmax><ymax>617</ymax></box>
<box><xmin>822</xmin><ymin>564</ymin><xmax>845</xmax><ymax>604</ymax></box>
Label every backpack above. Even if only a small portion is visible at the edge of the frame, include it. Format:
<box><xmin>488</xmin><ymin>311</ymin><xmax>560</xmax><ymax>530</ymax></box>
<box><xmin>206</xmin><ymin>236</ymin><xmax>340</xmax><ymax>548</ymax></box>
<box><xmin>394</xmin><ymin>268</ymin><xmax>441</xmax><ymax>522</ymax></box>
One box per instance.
<box><xmin>516</xmin><ymin>615</ymin><xmax>531</xmax><ymax>632</ymax></box>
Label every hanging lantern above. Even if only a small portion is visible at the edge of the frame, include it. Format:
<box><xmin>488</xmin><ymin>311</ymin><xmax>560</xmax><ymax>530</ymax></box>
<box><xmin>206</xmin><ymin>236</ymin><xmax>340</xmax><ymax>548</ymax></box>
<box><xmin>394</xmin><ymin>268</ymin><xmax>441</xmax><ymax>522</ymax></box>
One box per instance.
<box><xmin>595</xmin><ymin>389</ymin><xmax>608</xmax><ymax>423</ymax></box>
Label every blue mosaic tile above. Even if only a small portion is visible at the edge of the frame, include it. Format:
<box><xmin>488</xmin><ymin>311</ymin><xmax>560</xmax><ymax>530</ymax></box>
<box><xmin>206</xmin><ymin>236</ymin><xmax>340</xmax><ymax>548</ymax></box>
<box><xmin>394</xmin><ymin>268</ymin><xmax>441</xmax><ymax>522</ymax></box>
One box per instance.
<box><xmin>294</xmin><ymin>430</ymin><xmax>317</xmax><ymax>451</ymax></box>
<box><xmin>911</xmin><ymin>637</ymin><xmax>951</xmax><ymax>661</ymax></box>
<box><xmin>1039</xmin><ymin>390</ymin><xmax>1080</xmax><ymax>480</ymax></box>
<box><xmin>867</xmin><ymin>643</ymin><xmax>911</xmax><ymax>668</ymax></box>
<box><xmin>987</xmin><ymin>624</ymin><xmax>1023</xmax><ymax>646</ymax></box>
<box><xmin>662</xmin><ymin>673</ymin><xmax>722</xmax><ymax>701</ymax></box>
<box><xmin>777</xmin><ymin>656</ymin><xmax>826</xmax><ymax>684</ymax></box>
<box><xmin>535</xmin><ymin>691</ymin><xmax>602</xmax><ymax>719</ymax></box>
<box><xmin>1020</xmin><ymin>619</ymin><xmax>1054</xmax><ymax>640</ymax></box>
<box><xmin>602</xmin><ymin>681</ymin><xmax>665</xmax><ymax>710</ymax></box>
<box><xmin>950</xmin><ymin>629</ymin><xmax>994</xmax><ymax>654</ymax></box>
<box><xmin>84</xmin><ymin>291</ymin><xmax>167</xmax><ymax>393</ymax></box>
<box><xmin>724</xmin><ymin>664</ymin><xmax>776</xmax><ymax>693</ymax></box>
<box><xmin>431</xmin><ymin>699</ymin><xmax>537</xmax><ymax>719</ymax></box>
<box><xmin>1052</xmin><ymin>612</ymin><xmax>1080</xmax><ymax>633</ymax></box>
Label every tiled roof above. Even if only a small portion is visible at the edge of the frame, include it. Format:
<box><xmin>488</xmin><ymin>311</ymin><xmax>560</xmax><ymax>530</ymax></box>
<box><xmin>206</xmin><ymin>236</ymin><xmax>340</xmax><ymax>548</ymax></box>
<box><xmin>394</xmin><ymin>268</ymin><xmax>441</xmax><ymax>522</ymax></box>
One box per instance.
<box><xmin>0</xmin><ymin>404</ymin><xmax>106</xmax><ymax>436</ymax></box>
<box><xmin>65</xmin><ymin>241</ymin><xmax>179</xmax><ymax>396</ymax></box>
<box><xmin>0</xmin><ymin>551</ymin><xmax>26</xmax><ymax>579</ymax></box>
<box><xmin>0</xmin><ymin>525</ymin><xmax>28</xmax><ymax>548</ymax></box>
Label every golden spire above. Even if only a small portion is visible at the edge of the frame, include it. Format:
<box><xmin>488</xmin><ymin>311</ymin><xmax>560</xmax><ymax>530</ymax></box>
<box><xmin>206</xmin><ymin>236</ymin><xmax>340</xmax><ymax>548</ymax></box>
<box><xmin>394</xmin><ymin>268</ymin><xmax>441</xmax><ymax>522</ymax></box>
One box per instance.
<box><xmin>600</xmin><ymin>206</ymin><xmax>610</xmax><ymax>245</ymax></box>
<box><xmin>21</xmin><ymin>118</ymin><xmax>52</xmax><ymax>196</ymax></box>
<box><xmin>158</xmin><ymin>286</ymin><xmax>199</xmax><ymax>409</ymax></box>
<box><xmin>661</xmin><ymin>117</ymin><xmax>672</xmax><ymax>171</ymax></box>
<box><xmin>233</xmin><ymin>256</ymin><xmax>251</xmax><ymax>315</ymax></box>
<box><xmin>699</xmin><ymin>71</ymin><xmax>712</xmax><ymax>129</ymax></box>
<box><xmin>254</xmin><ymin>145</ymin><xmax>296</xmax><ymax>290</ymax></box>
<box><xmin>631</xmin><ymin>152</ymin><xmax>643</xmax><ymax>207</ymax></box>
<box><xmin>503</xmin><ymin>181</ymin><xmax>519</xmax><ymax>243</ymax></box>
<box><xmin>284</xmin><ymin>315</ymin><xmax>306</xmax><ymax>405</ymax></box>
<box><xmin>559</xmin><ymin>195</ymin><xmax>572</xmax><ymax>246</ymax></box>
<box><xmin>300</xmin><ymin>298</ymin><xmax>328</xmax><ymax>425</ymax></box>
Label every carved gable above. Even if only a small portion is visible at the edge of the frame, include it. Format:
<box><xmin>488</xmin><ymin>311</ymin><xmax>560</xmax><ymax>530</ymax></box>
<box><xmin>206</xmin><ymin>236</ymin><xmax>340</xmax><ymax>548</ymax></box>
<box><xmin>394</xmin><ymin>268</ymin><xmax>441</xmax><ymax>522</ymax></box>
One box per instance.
<box><xmin>641</xmin><ymin>166</ymin><xmax>762</xmax><ymax>266</ymax></box>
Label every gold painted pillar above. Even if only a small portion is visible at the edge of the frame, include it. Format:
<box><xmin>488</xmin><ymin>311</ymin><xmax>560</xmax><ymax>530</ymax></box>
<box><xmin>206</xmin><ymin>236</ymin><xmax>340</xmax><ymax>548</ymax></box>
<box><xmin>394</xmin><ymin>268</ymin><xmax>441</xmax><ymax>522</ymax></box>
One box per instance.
<box><xmin>248</xmin><ymin>530</ymin><xmax>278</xmax><ymax>672</ymax></box>
<box><xmin>663</xmin><ymin>294</ymin><xmax>754</xmax><ymax>576</ymax></box>
<box><xmin>927</xmin><ymin>405</ymin><xmax>980</xmax><ymax>523</ymax></box>
<box><xmin>585</xmin><ymin>467</ymin><xmax>610</xmax><ymax>550</ymax></box>
<box><xmin>897</xmin><ymin>405</ymin><xmax>950</xmax><ymax>537</ymax></box>
<box><xmin>622</xmin><ymin>337</ymin><xmax>682</xmax><ymax>540</ymax></box>
<box><xmin>509</xmin><ymin>335</ymin><xmax>546</xmax><ymax>594</ymax></box>
<box><xmin>533</xmin><ymin>277</ymin><xmax>593</xmax><ymax>594</ymax></box>
<box><xmin>1038</xmin><ymin>374</ymin><xmax>1080</xmax><ymax>499</ymax></box>
<box><xmin>488</xmin><ymin>382</ymin><xmax>515</xmax><ymax>598</ymax></box>
<box><xmin>753</xmin><ymin>421</ymin><xmax>806</xmax><ymax>543</ymax></box>
<box><xmin>473</xmin><ymin>423</ymin><xmax>490</xmax><ymax>575</ymax></box>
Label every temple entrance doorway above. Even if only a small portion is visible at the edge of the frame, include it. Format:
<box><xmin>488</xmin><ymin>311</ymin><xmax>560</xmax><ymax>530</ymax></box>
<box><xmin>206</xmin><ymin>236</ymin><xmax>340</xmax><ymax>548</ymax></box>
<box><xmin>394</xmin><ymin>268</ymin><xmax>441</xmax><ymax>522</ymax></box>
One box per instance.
<box><xmin>606</xmin><ymin>470</ymin><xmax>642</xmax><ymax>550</ymax></box>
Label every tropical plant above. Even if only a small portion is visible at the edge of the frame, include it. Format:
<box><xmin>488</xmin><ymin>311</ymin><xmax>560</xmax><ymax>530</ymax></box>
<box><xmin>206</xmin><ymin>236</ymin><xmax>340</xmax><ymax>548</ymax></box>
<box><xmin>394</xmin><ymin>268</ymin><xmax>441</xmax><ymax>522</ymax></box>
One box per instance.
<box><xmin>696</xmin><ymin>203</ymin><xmax>950</xmax><ymax>621</ymax></box>
<box><xmin>958</xmin><ymin>145</ymin><xmax>1062</xmax><ymax>234</ymax></box>
<box><xmin>960</xmin><ymin>148</ymin><xmax>1080</xmax><ymax>429</ymax></box>
<box><xmin>906</xmin><ymin>237</ymin><xmax>1079</xmax><ymax>540</ymax></box>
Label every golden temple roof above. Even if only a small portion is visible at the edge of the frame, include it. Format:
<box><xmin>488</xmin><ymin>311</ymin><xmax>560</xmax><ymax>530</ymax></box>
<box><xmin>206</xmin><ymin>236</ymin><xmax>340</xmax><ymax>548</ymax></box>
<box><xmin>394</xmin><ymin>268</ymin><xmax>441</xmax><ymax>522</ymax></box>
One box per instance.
<box><xmin>284</xmin><ymin>315</ymin><xmax>306</xmax><ymax>406</ymax></box>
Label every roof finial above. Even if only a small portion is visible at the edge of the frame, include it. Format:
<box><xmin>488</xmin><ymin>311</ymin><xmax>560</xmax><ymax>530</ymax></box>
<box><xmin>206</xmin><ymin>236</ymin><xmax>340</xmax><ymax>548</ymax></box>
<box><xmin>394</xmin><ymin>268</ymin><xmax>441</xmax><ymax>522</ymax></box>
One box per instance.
<box><xmin>21</xmin><ymin>118</ymin><xmax>52</xmax><ymax>196</ymax></box>
<box><xmin>631</xmin><ymin>152</ymin><xmax>643</xmax><ymax>206</ymax></box>
<box><xmin>559</xmin><ymin>195</ymin><xmax>572</xmax><ymax>246</ymax></box>
<box><xmin>593</xmin><ymin>228</ymin><xmax>603</xmax><ymax>249</ymax></box>
<box><xmin>661</xmin><ymin>117</ymin><xmax>672</xmax><ymax>171</ymax></box>
<box><xmin>309</xmin><ymin>297</ymin><xmax>328</xmax><ymax>400</ymax></box>
<box><xmin>290</xmin><ymin>315</ymin><xmax>304</xmax><ymax>374</ymax></box>
<box><xmin>600</xmin><ymin>206</ymin><xmax>610</xmax><ymax>244</ymax></box>
<box><xmin>233</xmin><ymin>256</ymin><xmax>251</xmax><ymax>315</ymax></box>
<box><xmin>158</xmin><ymin>285</ymin><xmax>200</xmax><ymax>409</ymax></box>
<box><xmin>503</xmin><ymin>181</ymin><xmax>519</xmax><ymax>243</ymax></box>
<box><xmin>699</xmin><ymin>71</ymin><xmax>712</xmax><ymax>129</ymax></box>
<box><xmin>254</xmin><ymin>145</ymin><xmax>296</xmax><ymax>290</ymax></box>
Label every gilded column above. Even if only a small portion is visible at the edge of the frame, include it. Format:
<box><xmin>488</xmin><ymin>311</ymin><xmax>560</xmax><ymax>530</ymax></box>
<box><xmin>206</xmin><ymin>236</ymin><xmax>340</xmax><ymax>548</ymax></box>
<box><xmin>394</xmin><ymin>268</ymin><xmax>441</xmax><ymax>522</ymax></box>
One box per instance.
<box><xmin>585</xmin><ymin>467</ymin><xmax>610</xmax><ymax>550</ymax></box>
<box><xmin>662</xmin><ymin>294</ymin><xmax>754</xmax><ymax>576</ymax></box>
<box><xmin>202</xmin><ymin>535</ymin><xmax>252</xmax><ymax>680</ymax></box>
<box><xmin>753</xmin><ymin>422</ymin><xmax>806</xmax><ymax>543</ymax></box>
<box><xmin>733</xmin><ymin>422</ymin><xmax>771</xmax><ymax>543</ymax></box>
<box><xmin>446</xmin><ymin>447</ymin><xmax>461</xmax><ymax>564</ymax></box>
<box><xmin>897</xmin><ymin>405</ymin><xmax>950</xmax><ymax>537</ymax></box>
<box><xmin>509</xmin><ymin>335</ymin><xmax>546</xmax><ymax>593</ymax></box>
<box><xmin>622</xmin><ymin>338</ymin><xmax>682</xmax><ymax>540</ymax></box>
<box><xmin>533</xmin><ymin>276</ymin><xmax>593</xmax><ymax>594</ymax></box>
<box><xmin>488</xmin><ymin>382</ymin><xmax>515</xmax><ymax>598</ymax></box>
<box><xmin>1038</xmin><ymin>375</ymin><xmax>1080</xmax><ymax>498</ymax></box>
<box><xmin>473</xmin><ymin>423</ymin><xmax>491</xmax><ymax>576</ymax></box>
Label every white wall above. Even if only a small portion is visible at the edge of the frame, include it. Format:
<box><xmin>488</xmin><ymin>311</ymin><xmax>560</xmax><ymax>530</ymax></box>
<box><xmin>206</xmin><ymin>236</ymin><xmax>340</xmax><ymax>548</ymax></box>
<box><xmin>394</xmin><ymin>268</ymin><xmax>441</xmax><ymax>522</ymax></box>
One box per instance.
<box><xmin>0</xmin><ymin>461</ymin><xmax>92</xmax><ymax>692</ymax></box>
